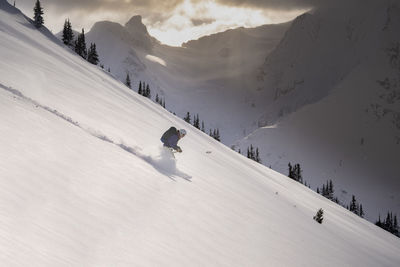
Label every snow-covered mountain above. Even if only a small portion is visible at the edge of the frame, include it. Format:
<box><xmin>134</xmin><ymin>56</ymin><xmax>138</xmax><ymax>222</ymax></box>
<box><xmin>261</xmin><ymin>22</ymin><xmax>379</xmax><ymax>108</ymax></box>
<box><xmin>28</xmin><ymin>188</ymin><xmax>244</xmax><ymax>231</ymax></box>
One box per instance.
<box><xmin>236</xmin><ymin>0</ymin><xmax>400</xmax><ymax>220</ymax></box>
<box><xmin>84</xmin><ymin>16</ymin><xmax>290</xmax><ymax>143</ymax></box>
<box><xmin>1</xmin><ymin>0</ymin><xmax>400</xmax><ymax>266</ymax></box>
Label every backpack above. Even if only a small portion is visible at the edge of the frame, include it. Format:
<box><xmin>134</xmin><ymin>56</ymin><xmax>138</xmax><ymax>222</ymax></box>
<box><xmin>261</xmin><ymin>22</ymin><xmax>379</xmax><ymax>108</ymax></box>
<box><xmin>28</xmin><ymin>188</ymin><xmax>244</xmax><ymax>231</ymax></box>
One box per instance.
<box><xmin>161</xmin><ymin>127</ymin><xmax>177</xmax><ymax>143</ymax></box>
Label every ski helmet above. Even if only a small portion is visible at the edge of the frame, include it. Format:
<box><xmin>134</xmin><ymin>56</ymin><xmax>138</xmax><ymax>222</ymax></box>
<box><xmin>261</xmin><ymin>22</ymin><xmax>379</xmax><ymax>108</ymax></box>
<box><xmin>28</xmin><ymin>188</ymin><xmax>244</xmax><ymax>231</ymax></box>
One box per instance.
<box><xmin>179</xmin><ymin>129</ymin><xmax>187</xmax><ymax>136</ymax></box>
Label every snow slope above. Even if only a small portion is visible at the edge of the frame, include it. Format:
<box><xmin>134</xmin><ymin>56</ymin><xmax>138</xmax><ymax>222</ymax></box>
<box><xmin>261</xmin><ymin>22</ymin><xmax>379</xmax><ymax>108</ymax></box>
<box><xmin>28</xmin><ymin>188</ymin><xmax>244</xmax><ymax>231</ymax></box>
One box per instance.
<box><xmin>1</xmin><ymin>1</ymin><xmax>400</xmax><ymax>266</ymax></box>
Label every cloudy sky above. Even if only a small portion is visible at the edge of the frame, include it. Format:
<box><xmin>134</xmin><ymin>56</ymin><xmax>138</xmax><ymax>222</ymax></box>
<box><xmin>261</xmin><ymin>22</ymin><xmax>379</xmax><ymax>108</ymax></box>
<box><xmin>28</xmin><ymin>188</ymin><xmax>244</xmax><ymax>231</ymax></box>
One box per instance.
<box><xmin>14</xmin><ymin>0</ymin><xmax>315</xmax><ymax>46</ymax></box>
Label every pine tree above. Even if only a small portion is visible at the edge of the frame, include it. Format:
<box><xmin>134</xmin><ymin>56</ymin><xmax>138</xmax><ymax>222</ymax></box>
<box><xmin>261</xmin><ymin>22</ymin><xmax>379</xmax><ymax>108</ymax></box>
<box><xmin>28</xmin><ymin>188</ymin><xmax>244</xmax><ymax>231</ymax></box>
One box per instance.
<box><xmin>215</xmin><ymin>129</ymin><xmax>220</xmax><ymax>141</ymax></box>
<box><xmin>184</xmin><ymin>112</ymin><xmax>191</xmax><ymax>123</ymax></box>
<box><xmin>193</xmin><ymin>114</ymin><xmax>200</xmax><ymax>129</ymax></box>
<box><xmin>145</xmin><ymin>84</ymin><xmax>151</xmax><ymax>98</ymax></box>
<box><xmin>294</xmin><ymin>164</ymin><xmax>302</xmax><ymax>183</ymax></box>
<box><xmin>255</xmin><ymin>148</ymin><xmax>261</xmax><ymax>163</ymax></box>
<box><xmin>349</xmin><ymin>195</ymin><xmax>358</xmax><ymax>215</ymax></box>
<box><xmin>359</xmin><ymin>204</ymin><xmax>364</xmax><ymax>218</ymax></box>
<box><xmin>288</xmin><ymin>163</ymin><xmax>294</xmax><ymax>179</ymax></box>
<box><xmin>248</xmin><ymin>145</ymin><xmax>255</xmax><ymax>160</ymax></box>
<box><xmin>328</xmin><ymin>180</ymin><xmax>334</xmax><ymax>199</ymax></box>
<box><xmin>385</xmin><ymin>212</ymin><xmax>392</xmax><ymax>232</ymax></box>
<box><xmin>62</xmin><ymin>19</ymin><xmax>74</xmax><ymax>46</ymax></box>
<box><xmin>375</xmin><ymin>215</ymin><xmax>382</xmax><ymax>227</ymax></box>
<box><xmin>138</xmin><ymin>81</ymin><xmax>142</xmax><ymax>95</ymax></box>
<box><xmin>87</xmin><ymin>43</ymin><xmax>99</xmax><ymax>65</ymax></box>
<box><xmin>162</xmin><ymin>99</ymin><xmax>166</xmax><ymax>108</ymax></box>
<box><xmin>155</xmin><ymin>94</ymin><xmax>159</xmax><ymax>103</ymax></box>
<box><xmin>142</xmin><ymin>82</ymin><xmax>146</xmax><ymax>96</ymax></box>
<box><xmin>125</xmin><ymin>73</ymin><xmax>131</xmax><ymax>88</ymax></box>
<box><xmin>33</xmin><ymin>0</ymin><xmax>44</xmax><ymax>28</ymax></box>
<box><xmin>201</xmin><ymin>121</ymin><xmax>205</xmax><ymax>132</ymax></box>
<box><xmin>74</xmin><ymin>29</ymin><xmax>87</xmax><ymax>59</ymax></box>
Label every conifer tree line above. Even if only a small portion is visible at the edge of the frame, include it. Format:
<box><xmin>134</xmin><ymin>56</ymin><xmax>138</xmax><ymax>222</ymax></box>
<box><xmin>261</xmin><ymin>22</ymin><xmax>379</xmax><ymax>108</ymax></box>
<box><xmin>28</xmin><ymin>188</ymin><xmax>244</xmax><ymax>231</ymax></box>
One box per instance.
<box><xmin>376</xmin><ymin>212</ymin><xmax>399</xmax><ymax>237</ymax></box>
<box><xmin>137</xmin><ymin>81</ymin><xmax>151</xmax><ymax>98</ymax></box>
<box><xmin>32</xmin><ymin>1</ymin><xmax>99</xmax><ymax>65</ymax></box>
<box><xmin>209</xmin><ymin>128</ymin><xmax>221</xmax><ymax>141</ymax></box>
<box><xmin>247</xmin><ymin>145</ymin><xmax>261</xmax><ymax>163</ymax></box>
<box><xmin>317</xmin><ymin>179</ymin><xmax>339</xmax><ymax>203</ymax></box>
<box><xmin>288</xmin><ymin>163</ymin><xmax>304</xmax><ymax>184</ymax></box>
<box><xmin>316</xmin><ymin>179</ymin><xmax>364</xmax><ymax>218</ymax></box>
<box><xmin>348</xmin><ymin>195</ymin><xmax>364</xmax><ymax>218</ymax></box>
<box><xmin>192</xmin><ymin>114</ymin><xmax>205</xmax><ymax>133</ymax></box>
<box><xmin>155</xmin><ymin>94</ymin><xmax>166</xmax><ymax>108</ymax></box>
<box><xmin>133</xmin><ymin>81</ymin><xmax>167</xmax><ymax>108</ymax></box>
<box><xmin>61</xmin><ymin>20</ymin><xmax>99</xmax><ymax>65</ymax></box>
<box><xmin>183</xmin><ymin>112</ymin><xmax>220</xmax><ymax>141</ymax></box>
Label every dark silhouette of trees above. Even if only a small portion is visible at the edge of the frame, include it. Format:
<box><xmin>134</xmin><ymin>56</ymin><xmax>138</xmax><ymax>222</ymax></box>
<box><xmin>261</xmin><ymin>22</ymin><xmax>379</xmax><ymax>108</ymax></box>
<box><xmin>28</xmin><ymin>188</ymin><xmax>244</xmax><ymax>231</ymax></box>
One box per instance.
<box><xmin>125</xmin><ymin>73</ymin><xmax>131</xmax><ymax>88</ymax></box>
<box><xmin>87</xmin><ymin>43</ymin><xmax>99</xmax><ymax>65</ymax></box>
<box><xmin>33</xmin><ymin>0</ymin><xmax>44</xmax><ymax>28</ymax></box>
<box><xmin>62</xmin><ymin>19</ymin><xmax>74</xmax><ymax>46</ymax></box>
<box><xmin>74</xmin><ymin>29</ymin><xmax>87</xmax><ymax>59</ymax></box>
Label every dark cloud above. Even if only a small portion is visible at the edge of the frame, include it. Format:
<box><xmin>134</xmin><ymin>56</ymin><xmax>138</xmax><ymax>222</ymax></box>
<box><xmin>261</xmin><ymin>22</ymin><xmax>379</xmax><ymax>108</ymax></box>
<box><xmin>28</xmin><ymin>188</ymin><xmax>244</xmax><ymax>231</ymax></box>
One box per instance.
<box><xmin>17</xmin><ymin>0</ymin><xmax>184</xmax><ymax>14</ymax></box>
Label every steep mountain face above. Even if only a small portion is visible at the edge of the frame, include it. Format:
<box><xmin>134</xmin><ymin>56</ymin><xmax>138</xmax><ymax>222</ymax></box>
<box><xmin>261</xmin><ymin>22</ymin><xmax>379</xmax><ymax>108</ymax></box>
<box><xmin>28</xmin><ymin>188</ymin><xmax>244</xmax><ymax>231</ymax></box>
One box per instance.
<box><xmin>2</xmin><ymin>2</ymin><xmax>400</xmax><ymax>266</ymax></box>
<box><xmin>255</xmin><ymin>0</ymin><xmax>399</xmax><ymax>125</ymax></box>
<box><xmin>236</xmin><ymin>0</ymin><xmax>400</xmax><ymax>219</ymax></box>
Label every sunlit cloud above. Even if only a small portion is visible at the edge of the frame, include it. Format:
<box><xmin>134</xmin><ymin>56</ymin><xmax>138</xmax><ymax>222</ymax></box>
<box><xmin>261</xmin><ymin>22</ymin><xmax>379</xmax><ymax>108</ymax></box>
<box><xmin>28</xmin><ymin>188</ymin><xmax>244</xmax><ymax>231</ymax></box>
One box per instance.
<box><xmin>145</xmin><ymin>0</ymin><xmax>306</xmax><ymax>46</ymax></box>
<box><xmin>14</xmin><ymin>0</ymin><xmax>308</xmax><ymax>46</ymax></box>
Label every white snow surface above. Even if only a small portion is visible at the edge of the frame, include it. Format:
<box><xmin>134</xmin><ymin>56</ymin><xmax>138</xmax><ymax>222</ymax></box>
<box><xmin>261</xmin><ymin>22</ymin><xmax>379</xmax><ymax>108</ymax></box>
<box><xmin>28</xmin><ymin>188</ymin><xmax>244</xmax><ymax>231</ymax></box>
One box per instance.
<box><xmin>1</xmin><ymin>1</ymin><xmax>400</xmax><ymax>266</ymax></box>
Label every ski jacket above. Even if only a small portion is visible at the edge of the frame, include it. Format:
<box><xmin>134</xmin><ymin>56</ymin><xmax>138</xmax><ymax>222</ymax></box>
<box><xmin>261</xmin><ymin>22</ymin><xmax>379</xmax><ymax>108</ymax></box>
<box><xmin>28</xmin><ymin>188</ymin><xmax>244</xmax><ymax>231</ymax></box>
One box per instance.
<box><xmin>161</xmin><ymin>127</ymin><xmax>180</xmax><ymax>150</ymax></box>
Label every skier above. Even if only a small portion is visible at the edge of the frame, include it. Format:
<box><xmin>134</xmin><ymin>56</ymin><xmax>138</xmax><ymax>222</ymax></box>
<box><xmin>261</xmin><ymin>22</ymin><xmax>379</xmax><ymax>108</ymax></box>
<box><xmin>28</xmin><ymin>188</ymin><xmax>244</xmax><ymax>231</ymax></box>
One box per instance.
<box><xmin>160</xmin><ymin>127</ymin><xmax>186</xmax><ymax>153</ymax></box>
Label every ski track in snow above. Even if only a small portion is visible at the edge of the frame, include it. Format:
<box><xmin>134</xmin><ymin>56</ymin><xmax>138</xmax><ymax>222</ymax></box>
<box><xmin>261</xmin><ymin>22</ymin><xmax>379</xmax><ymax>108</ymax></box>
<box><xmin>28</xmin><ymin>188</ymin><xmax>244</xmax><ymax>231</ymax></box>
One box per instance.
<box><xmin>0</xmin><ymin>83</ymin><xmax>191</xmax><ymax>181</ymax></box>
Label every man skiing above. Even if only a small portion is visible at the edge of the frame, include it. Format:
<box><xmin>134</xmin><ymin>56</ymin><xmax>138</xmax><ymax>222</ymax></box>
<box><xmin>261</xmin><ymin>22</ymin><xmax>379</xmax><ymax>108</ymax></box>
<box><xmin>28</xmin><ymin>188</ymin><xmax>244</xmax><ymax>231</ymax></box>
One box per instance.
<box><xmin>160</xmin><ymin>127</ymin><xmax>186</xmax><ymax>152</ymax></box>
